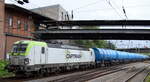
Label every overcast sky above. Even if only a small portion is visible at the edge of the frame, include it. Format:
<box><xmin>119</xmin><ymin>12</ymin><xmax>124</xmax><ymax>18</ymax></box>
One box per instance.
<box><xmin>5</xmin><ymin>0</ymin><xmax>150</xmax><ymax>48</ymax></box>
<box><xmin>6</xmin><ymin>0</ymin><xmax>150</xmax><ymax>20</ymax></box>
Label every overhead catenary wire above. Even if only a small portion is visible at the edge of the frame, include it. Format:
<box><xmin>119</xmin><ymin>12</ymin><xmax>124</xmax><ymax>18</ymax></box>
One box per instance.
<box><xmin>11</xmin><ymin>0</ymin><xmax>149</xmax><ymax>21</ymax></box>
<box><xmin>122</xmin><ymin>6</ymin><xmax>128</xmax><ymax>19</ymax></box>
<box><xmin>105</xmin><ymin>0</ymin><xmax>124</xmax><ymax>19</ymax></box>
<box><xmin>72</xmin><ymin>0</ymin><xmax>102</xmax><ymax>11</ymax></box>
<box><xmin>72</xmin><ymin>0</ymin><xmax>124</xmax><ymax>19</ymax></box>
<box><xmin>108</xmin><ymin>0</ymin><xmax>126</xmax><ymax>19</ymax></box>
<box><xmin>122</xmin><ymin>0</ymin><xmax>128</xmax><ymax>19</ymax></box>
<box><xmin>73</xmin><ymin>4</ymin><xmax>150</xmax><ymax>13</ymax></box>
<box><xmin>121</xmin><ymin>0</ymin><xmax>128</xmax><ymax>29</ymax></box>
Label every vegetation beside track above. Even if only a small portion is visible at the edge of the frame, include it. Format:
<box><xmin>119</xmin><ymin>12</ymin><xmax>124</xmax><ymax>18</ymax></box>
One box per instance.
<box><xmin>0</xmin><ymin>60</ymin><xmax>14</xmax><ymax>78</ymax></box>
<box><xmin>145</xmin><ymin>73</ymin><xmax>150</xmax><ymax>82</ymax></box>
<box><xmin>140</xmin><ymin>53</ymin><xmax>150</xmax><ymax>56</ymax></box>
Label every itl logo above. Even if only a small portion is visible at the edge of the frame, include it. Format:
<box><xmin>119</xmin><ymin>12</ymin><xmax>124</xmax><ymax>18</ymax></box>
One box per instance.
<box><xmin>65</xmin><ymin>50</ymin><xmax>82</xmax><ymax>59</ymax></box>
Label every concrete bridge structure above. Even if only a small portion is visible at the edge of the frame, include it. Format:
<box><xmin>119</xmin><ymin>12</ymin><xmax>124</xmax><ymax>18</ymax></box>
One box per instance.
<box><xmin>34</xmin><ymin>29</ymin><xmax>150</xmax><ymax>40</ymax></box>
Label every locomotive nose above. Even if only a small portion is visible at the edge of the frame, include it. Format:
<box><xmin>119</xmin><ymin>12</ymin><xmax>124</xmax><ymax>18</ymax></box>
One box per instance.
<box><xmin>10</xmin><ymin>56</ymin><xmax>26</xmax><ymax>65</ymax></box>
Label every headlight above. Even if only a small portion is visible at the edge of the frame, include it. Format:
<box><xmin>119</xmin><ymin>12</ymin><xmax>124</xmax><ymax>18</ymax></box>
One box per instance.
<box><xmin>24</xmin><ymin>58</ymin><xmax>29</xmax><ymax>65</ymax></box>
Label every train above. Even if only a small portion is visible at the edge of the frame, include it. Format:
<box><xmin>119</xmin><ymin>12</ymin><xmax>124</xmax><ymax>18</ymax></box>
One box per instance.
<box><xmin>6</xmin><ymin>40</ymin><xmax>149</xmax><ymax>76</ymax></box>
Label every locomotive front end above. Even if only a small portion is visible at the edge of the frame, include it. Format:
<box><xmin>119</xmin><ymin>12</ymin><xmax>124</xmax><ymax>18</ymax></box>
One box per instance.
<box><xmin>7</xmin><ymin>41</ymin><xmax>30</xmax><ymax>73</ymax></box>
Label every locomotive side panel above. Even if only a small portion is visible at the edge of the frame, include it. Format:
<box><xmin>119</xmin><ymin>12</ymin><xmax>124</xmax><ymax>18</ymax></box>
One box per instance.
<box><xmin>47</xmin><ymin>48</ymin><xmax>94</xmax><ymax>64</ymax></box>
<box><xmin>47</xmin><ymin>48</ymin><xmax>66</xmax><ymax>64</ymax></box>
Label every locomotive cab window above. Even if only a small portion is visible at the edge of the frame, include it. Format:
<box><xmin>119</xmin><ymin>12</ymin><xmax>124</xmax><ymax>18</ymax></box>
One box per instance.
<box><xmin>41</xmin><ymin>47</ymin><xmax>45</xmax><ymax>54</ymax></box>
<box><xmin>12</xmin><ymin>44</ymin><xmax>28</xmax><ymax>53</ymax></box>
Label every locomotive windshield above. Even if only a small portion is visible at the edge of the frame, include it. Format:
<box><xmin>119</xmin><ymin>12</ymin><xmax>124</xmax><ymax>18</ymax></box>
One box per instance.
<box><xmin>12</xmin><ymin>44</ymin><xmax>28</xmax><ymax>53</ymax></box>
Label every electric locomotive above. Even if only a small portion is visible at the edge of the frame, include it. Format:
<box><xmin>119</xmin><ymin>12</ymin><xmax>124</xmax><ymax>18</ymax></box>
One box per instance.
<box><xmin>7</xmin><ymin>40</ymin><xmax>95</xmax><ymax>74</ymax></box>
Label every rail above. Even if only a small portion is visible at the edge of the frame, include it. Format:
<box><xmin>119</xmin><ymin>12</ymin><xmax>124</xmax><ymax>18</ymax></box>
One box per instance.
<box><xmin>124</xmin><ymin>66</ymin><xmax>149</xmax><ymax>82</ymax></box>
<box><xmin>51</xmin><ymin>66</ymin><xmax>128</xmax><ymax>82</ymax></box>
<box><xmin>143</xmin><ymin>70</ymin><xmax>150</xmax><ymax>82</ymax></box>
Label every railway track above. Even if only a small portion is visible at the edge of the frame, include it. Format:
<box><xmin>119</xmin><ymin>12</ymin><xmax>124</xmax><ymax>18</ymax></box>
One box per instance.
<box><xmin>50</xmin><ymin>65</ymin><xmax>129</xmax><ymax>82</ymax></box>
<box><xmin>0</xmin><ymin>64</ymin><xmax>123</xmax><ymax>82</ymax></box>
<box><xmin>124</xmin><ymin>65</ymin><xmax>150</xmax><ymax>82</ymax></box>
<box><xmin>0</xmin><ymin>62</ymin><xmax>144</xmax><ymax>82</ymax></box>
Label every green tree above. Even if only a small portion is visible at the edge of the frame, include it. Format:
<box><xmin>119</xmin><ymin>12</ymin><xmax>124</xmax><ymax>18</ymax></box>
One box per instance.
<box><xmin>73</xmin><ymin>26</ymin><xmax>116</xmax><ymax>49</ymax></box>
<box><xmin>81</xmin><ymin>26</ymin><xmax>100</xmax><ymax>29</ymax></box>
<box><xmin>74</xmin><ymin>40</ymin><xmax>116</xmax><ymax>49</ymax></box>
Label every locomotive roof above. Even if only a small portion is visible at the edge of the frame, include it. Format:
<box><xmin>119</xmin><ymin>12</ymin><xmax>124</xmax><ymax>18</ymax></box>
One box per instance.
<box><xmin>47</xmin><ymin>43</ymin><xmax>88</xmax><ymax>50</ymax></box>
<box><xmin>15</xmin><ymin>40</ymin><xmax>88</xmax><ymax>50</ymax></box>
<box><xmin>14</xmin><ymin>40</ymin><xmax>47</xmax><ymax>46</ymax></box>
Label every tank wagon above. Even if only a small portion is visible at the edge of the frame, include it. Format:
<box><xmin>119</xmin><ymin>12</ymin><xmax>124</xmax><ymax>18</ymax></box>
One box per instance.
<box><xmin>7</xmin><ymin>40</ymin><xmax>149</xmax><ymax>76</ymax></box>
<box><xmin>93</xmin><ymin>48</ymin><xmax>149</xmax><ymax>66</ymax></box>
